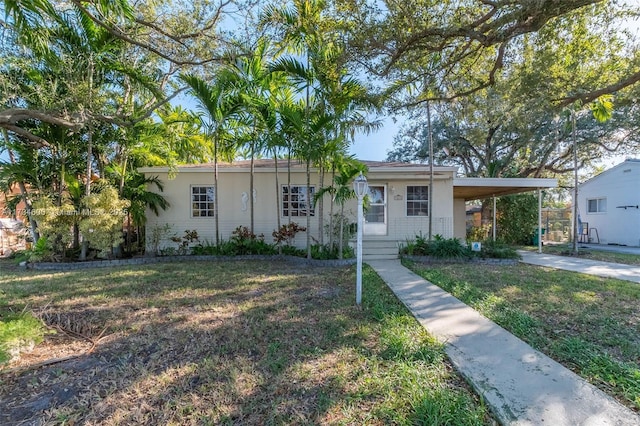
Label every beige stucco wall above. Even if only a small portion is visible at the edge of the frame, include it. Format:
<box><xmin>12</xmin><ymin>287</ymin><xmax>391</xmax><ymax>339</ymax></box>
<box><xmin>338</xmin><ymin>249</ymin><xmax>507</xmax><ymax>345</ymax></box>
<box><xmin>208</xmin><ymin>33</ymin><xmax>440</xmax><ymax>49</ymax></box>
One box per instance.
<box><xmin>453</xmin><ymin>198</ymin><xmax>467</xmax><ymax>241</ymax></box>
<box><xmin>143</xmin><ymin>167</ymin><xmax>456</xmax><ymax>251</ymax></box>
<box><xmin>361</xmin><ymin>178</ymin><xmax>454</xmax><ymax>241</ymax></box>
<box><xmin>145</xmin><ymin>169</ymin><xmax>327</xmax><ymax>251</ymax></box>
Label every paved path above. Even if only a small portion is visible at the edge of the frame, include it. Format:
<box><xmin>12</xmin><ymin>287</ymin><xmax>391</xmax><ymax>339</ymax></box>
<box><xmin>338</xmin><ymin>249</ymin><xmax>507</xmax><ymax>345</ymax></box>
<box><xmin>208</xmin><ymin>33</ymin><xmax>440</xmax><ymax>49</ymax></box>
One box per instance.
<box><xmin>578</xmin><ymin>244</ymin><xmax>640</xmax><ymax>256</ymax></box>
<box><xmin>368</xmin><ymin>259</ymin><xmax>640</xmax><ymax>426</ymax></box>
<box><xmin>518</xmin><ymin>250</ymin><xmax>640</xmax><ymax>283</ymax></box>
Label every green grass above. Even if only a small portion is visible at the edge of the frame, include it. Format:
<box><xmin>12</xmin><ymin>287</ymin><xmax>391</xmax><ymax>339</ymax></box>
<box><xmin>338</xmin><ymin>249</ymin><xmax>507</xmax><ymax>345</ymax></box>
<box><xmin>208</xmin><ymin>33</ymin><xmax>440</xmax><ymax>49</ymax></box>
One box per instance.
<box><xmin>0</xmin><ymin>259</ymin><xmax>493</xmax><ymax>425</ymax></box>
<box><xmin>0</xmin><ymin>312</ymin><xmax>47</xmax><ymax>364</ymax></box>
<box><xmin>521</xmin><ymin>243</ymin><xmax>640</xmax><ymax>265</ymax></box>
<box><xmin>404</xmin><ymin>259</ymin><xmax>640</xmax><ymax>411</ymax></box>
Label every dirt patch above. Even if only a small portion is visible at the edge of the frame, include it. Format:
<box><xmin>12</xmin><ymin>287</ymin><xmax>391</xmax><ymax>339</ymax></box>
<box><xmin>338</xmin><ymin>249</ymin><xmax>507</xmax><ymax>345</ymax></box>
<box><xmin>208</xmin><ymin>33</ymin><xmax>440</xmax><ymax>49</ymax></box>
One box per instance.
<box><xmin>1</xmin><ymin>261</ymin><xmax>491</xmax><ymax>425</ymax></box>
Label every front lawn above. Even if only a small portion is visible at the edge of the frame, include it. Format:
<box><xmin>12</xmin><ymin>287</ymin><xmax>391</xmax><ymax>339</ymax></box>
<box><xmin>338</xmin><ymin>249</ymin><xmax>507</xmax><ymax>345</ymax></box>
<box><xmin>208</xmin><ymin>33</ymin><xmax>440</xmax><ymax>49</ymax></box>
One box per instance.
<box><xmin>0</xmin><ymin>259</ymin><xmax>493</xmax><ymax>425</ymax></box>
<box><xmin>405</xmin><ymin>259</ymin><xmax>640</xmax><ymax>412</ymax></box>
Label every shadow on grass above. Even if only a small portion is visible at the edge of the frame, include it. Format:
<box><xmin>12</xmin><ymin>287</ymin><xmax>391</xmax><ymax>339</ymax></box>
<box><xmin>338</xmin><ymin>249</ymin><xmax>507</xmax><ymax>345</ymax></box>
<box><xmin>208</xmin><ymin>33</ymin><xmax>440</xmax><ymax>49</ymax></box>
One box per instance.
<box><xmin>0</xmin><ymin>261</ymin><xmax>489</xmax><ymax>425</ymax></box>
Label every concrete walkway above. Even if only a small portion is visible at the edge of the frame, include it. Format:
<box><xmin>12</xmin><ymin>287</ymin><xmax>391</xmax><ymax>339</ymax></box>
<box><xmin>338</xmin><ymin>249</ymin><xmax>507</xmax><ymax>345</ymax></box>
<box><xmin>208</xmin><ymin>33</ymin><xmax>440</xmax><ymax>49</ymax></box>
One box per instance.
<box><xmin>578</xmin><ymin>243</ymin><xmax>640</xmax><ymax>256</ymax></box>
<box><xmin>518</xmin><ymin>250</ymin><xmax>640</xmax><ymax>283</ymax></box>
<box><xmin>368</xmin><ymin>259</ymin><xmax>640</xmax><ymax>426</ymax></box>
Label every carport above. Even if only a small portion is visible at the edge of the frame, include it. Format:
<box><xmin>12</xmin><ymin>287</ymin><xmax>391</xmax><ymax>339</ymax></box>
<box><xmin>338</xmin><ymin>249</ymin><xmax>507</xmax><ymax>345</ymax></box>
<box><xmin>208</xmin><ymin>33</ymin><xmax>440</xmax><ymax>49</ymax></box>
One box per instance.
<box><xmin>453</xmin><ymin>177</ymin><xmax>558</xmax><ymax>252</ymax></box>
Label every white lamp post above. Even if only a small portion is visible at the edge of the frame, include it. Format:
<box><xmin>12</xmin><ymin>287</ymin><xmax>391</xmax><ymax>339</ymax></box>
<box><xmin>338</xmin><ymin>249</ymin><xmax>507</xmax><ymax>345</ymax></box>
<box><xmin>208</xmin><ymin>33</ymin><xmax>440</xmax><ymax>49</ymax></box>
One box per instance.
<box><xmin>353</xmin><ymin>172</ymin><xmax>368</xmax><ymax>305</ymax></box>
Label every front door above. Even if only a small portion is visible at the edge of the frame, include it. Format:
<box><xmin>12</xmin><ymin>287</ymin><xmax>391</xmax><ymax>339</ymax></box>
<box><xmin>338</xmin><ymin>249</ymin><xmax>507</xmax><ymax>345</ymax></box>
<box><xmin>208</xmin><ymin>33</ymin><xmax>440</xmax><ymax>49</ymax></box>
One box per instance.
<box><xmin>364</xmin><ymin>185</ymin><xmax>387</xmax><ymax>235</ymax></box>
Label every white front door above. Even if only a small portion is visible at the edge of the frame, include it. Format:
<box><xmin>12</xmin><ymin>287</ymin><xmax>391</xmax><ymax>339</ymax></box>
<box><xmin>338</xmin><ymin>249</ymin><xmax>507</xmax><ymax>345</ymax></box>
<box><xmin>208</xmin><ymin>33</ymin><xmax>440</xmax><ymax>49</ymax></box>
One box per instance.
<box><xmin>364</xmin><ymin>185</ymin><xmax>387</xmax><ymax>235</ymax></box>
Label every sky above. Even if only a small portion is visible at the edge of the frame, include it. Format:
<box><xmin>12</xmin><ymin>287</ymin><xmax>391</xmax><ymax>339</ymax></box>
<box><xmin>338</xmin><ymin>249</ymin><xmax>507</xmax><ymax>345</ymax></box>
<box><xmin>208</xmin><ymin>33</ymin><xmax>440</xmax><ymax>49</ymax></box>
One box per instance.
<box><xmin>347</xmin><ymin>9</ymin><xmax>640</xmax><ymax>164</ymax></box>
<box><xmin>349</xmin><ymin>116</ymin><xmax>401</xmax><ymax>161</ymax></box>
<box><xmin>2</xmin><ymin>6</ymin><xmax>638</xmax><ymax>168</ymax></box>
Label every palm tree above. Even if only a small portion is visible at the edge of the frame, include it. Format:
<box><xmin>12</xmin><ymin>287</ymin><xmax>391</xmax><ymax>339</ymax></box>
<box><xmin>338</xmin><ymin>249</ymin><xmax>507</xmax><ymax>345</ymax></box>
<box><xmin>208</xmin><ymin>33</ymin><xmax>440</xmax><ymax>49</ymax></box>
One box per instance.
<box><xmin>181</xmin><ymin>73</ymin><xmax>243</xmax><ymax>243</ymax></box>
<box><xmin>120</xmin><ymin>173</ymin><xmax>169</xmax><ymax>254</ymax></box>
<box><xmin>225</xmin><ymin>38</ymin><xmax>283</xmax><ymax>234</ymax></box>
<box><xmin>316</xmin><ymin>156</ymin><xmax>366</xmax><ymax>258</ymax></box>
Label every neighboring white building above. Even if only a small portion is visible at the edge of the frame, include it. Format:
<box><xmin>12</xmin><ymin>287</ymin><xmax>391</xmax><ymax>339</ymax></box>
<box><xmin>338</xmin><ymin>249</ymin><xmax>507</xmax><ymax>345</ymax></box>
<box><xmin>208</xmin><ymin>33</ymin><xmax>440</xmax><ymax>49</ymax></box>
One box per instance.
<box><xmin>578</xmin><ymin>159</ymin><xmax>640</xmax><ymax>247</ymax></box>
<box><xmin>139</xmin><ymin>160</ymin><xmax>556</xmax><ymax>258</ymax></box>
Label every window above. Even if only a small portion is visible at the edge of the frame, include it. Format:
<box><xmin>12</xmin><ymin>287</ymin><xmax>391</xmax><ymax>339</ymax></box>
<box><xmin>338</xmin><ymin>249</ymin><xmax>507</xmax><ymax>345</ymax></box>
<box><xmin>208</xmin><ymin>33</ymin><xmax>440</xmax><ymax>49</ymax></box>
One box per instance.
<box><xmin>282</xmin><ymin>185</ymin><xmax>315</xmax><ymax>216</ymax></box>
<box><xmin>587</xmin><ymin>197</ymin><xmax>606</xmax><ymax>213</ymax></box>
<box><xmin>406</xmin><ymin>186</ymin><xmax>429</xmax><ymax>216</ymax></box>
<box><xmin>191</xmin><ymin>186</ymin><xmax>215</xmax><ymax>217</ymax></box>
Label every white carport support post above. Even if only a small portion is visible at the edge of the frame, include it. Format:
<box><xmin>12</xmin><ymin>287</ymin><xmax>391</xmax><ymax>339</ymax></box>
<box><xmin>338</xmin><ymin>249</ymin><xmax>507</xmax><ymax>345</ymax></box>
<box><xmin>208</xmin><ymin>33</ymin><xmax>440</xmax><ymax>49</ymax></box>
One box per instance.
<box><xmin>538</xmin><ymin>188</ymin><xmax>543</xmax><ymax>254</ymax></box>
<box><xmin>492</xmin><ymin>195</ymin><xmax>497</xmax><ymax>241</ymax></box>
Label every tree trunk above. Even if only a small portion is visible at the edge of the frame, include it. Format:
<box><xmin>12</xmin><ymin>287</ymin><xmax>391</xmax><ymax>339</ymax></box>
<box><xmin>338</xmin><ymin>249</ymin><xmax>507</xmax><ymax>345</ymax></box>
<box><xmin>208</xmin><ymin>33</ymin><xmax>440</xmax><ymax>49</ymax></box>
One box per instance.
<box><xmin>306</xmin><ymin>158</ymin><xmax>312</xmax><ymax>259</ymax></box>
<box><xmin>81</xmin><ymin>56</ymin><xmax>94</xmax><ymax>261</ymax></box>
<box><xmin>338</xmin><ymin>203</ymin><xmax>345</xmax><ymax>259</ymax></box>
<box><xmin>317</xmin><ymin>160</ymin><xmax>324</xmax><ymax>246</ymax></box>
<box><xmin>328</xmin><ymin>167</ymin><xmax>335</xmax><ymax>251</ymax></box>
<box><xmin>214</xmin><ymin>133</ymin><xmax>220</xmax><ymax>245</ymax></box>
<box><xmin>250</xmin><ymin>141</ymin><xmax>255</xmax><ymax>234</ymax></box>
<box><xmin>287</xmin><ymin>144</ymin><xmax>292</xmax><ymax>224</ymax></box>
<box><xmin>119</xmin><ymin>154</ymin><xmax>128</xmax><ymax>195</ymax></box>
<box><xmin>273</xmin><ymin>148</ymin><xmax>281</xmax><ymax>254</ymax></box>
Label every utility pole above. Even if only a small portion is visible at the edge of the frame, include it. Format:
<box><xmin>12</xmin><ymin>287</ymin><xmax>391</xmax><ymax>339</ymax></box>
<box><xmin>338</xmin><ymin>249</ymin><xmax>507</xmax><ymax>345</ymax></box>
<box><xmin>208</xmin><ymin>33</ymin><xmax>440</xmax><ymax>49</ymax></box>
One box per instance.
<box><xmin>572</xmin><ymin>110</ymin><xmax>579</xmax><ymax>255</ymax></box>
<box><xmin>426</xmin><ymin>100</ymin><xmax>434</xmax><ymax>240</ymax></box>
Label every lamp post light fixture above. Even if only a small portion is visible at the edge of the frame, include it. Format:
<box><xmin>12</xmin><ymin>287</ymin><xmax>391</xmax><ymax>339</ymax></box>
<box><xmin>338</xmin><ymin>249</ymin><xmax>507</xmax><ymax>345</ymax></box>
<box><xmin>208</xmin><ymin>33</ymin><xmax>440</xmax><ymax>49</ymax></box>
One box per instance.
<box><xmin>353</xmin><ymin>172</ymin><xmax>368</xmax><ymax>305</ymax></box>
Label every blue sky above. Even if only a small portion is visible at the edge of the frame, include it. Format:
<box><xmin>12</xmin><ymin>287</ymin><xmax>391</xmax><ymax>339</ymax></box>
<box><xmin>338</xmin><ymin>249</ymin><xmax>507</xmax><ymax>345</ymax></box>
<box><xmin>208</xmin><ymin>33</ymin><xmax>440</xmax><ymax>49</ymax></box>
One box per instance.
<box><xmin>349</xmin><ymin>116</ymin><xmax>401</xmax><ymax>161</ymax></box>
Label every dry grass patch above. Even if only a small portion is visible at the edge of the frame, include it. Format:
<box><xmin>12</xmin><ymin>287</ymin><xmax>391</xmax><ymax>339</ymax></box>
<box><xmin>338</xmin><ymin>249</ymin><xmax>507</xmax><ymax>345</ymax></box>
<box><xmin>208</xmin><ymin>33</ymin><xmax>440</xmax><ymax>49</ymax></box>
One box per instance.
<box><xmin>0</xmin><ymin>259</ymin><xmax>493</xmax><ymax>425</ymax></box>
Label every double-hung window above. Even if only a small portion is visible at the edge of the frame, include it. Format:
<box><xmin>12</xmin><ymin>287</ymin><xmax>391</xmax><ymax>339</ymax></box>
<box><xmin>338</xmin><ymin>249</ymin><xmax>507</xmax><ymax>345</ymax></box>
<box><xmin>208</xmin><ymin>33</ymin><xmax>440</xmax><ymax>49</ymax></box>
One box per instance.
<box><xmin>191</xmin><ymin>186</ymin><xmax>215</xmax><ymax>217</ymax></box>
<box><xmin>406</xmin><ymin>186</ymin><xmax>429</xmax><ymax>216</ymax></box>
<box><xmin>282</xmin><ymin>185</ymin><xmax>315</xmax><ymax>216</ymax></box>
<box><xmin>587</xmin><ymin>197</ymin><xmax>606</xmax><ymax>213</ymax></box>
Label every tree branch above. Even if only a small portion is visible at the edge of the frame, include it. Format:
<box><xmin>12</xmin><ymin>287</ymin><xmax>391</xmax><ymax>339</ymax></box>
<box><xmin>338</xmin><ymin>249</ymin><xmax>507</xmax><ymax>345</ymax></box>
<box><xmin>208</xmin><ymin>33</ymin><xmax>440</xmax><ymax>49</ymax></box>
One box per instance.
<box><xmin>69</xmin><ymin>0</ymin><xmax>222</xmax><ymax>66</ymax></box>
<box><xmin>555</xmin><ymin>70</ymin><xmax>640</xmax><ymax>107</ymax></box>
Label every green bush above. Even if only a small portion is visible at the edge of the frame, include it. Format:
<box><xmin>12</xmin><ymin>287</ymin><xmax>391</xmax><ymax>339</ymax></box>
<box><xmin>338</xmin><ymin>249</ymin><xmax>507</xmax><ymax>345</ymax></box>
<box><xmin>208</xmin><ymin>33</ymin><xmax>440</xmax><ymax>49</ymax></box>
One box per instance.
<box><xmin>310</xmin><ymin>243</ymin><xmax>355</xmax><ymax>260</ymax></box>
<box><xmin>189</xmin><ymin>227</ymin><xmax>276</xmax><ymax>256</ymax></box>
<box><xmin>400</xmin><ymin>234</ymin><xmax>471</xmax><ymax>259</ymax></box>
<box><xmin>497</xmin><ymin>194</ymin><xmax>538</xmax><ymax>245</ymax></box>
<box><xmin>280</xmin><ymin>245</ymin><xmax>306</xmax><ymax>257</ymax></box>
<box><xmin>429</xmin><ymin>235</ymin><xmax>472</xmax><ymax>258</ymax></box>
<box><xmin>476</xmin><ymin>240</ymin><xmax>521</xmax><ymax>259</ymax></box>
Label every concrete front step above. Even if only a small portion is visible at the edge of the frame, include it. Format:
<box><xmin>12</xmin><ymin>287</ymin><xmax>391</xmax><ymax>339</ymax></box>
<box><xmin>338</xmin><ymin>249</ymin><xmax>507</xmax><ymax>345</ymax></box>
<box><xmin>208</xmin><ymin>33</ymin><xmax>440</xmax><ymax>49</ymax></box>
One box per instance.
<box><xmin>363</xmin><ymin>253</ymin><xmax>399</xmax><ymax>260</ymax></box>
<box><xmin>361</xmin><ymin>240</ymin><xmax>400</xmax><ymax>260</ymax></box>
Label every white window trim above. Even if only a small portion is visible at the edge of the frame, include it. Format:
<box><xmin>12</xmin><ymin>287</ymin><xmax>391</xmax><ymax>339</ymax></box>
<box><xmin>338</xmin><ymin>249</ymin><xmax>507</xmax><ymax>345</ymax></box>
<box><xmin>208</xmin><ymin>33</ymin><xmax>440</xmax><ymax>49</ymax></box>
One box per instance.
<box><xmin>406</xmin><ymin>185</ymin><xmax>429</xmax><ymax>217</ymax></box>
<box><xmin>586</xmin><ymin>197</ymin><xmax>607</xmax><ymax>214</ymax></box>
<box><xmin>190</xmin><ymin>185</ymin><xmax>215</xmax><ymax>218</ymax></box>
<box><xmin>281</xmin><ymin>185</ymin><xmax>316</xmax><ymax>217</ymax></box>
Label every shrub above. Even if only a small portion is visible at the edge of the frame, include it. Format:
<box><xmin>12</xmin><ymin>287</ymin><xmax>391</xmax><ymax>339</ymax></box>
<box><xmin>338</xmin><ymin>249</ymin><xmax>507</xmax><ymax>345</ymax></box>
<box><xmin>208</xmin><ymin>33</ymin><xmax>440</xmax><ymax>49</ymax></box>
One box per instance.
<box><xmin>23</xmin><ymin>236</ymin><xmax>54</xmax><ymax>262</ymax></box>
<box><xmin>324</xmin><ymin>213</ymin><xmax>356</xmax><ymax>251</ymax></box>
<box><xmin>497</xmin><ymin>194</ymin><xmax>538</xmax><ymax>245</ymax></box>
<box><xmin>310</xmin><ymin>243</ymin><xmax>355</xmax><ymax>260</ymax></box>
<box><xmin>400</xmin><ymin>234</ymin><xmax>471</xmax><ymax>259</ymax></box>
<box><xmin>429</xmin><ymin>235</ymin><xmax>472</xmax><ymax>259</ymax></box>
<box><xmin>169</xmin><ymin>229</ymin><xmax>200</xmax><ymax>255</ymax></box>
<box><xmin>272</xmin><ymin>222</ymin><xmax>306</xmax><ymax>246</ymax></box>
<box><xmin>78</xmin><ymin>187</ymin><xmax>130</xmax><ymax>257</ymax></box>
<box><xmin>476</xmin><ymin>240</ymin><xmax>521</xmax><ymax>259</ymax></box>
<box><xmin>229</xmin><ymin>226</ymin><xmax>276</xmax><ymax>255</ymax></box>
<box><xmin>31</xmin><ymin>198</ymin><xmax>77</xmax><ymax>258</ymax></box>
<box><xmin>149</xmin><ymin>223</ymin><xmax>173</xmax><ymax>255</ymax></box>
<box><xmin>280</xmin><ymin>245</ymin><xmax>306</xmax><ymax>257</ymax></box>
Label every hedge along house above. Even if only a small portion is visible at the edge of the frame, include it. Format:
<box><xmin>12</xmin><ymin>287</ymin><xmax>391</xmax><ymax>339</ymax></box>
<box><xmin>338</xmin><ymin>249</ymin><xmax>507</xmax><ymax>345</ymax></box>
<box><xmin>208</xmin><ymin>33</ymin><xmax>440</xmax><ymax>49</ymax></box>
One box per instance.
<box><xmin>577</xmin><ymin>159</ymin><xmax>640</xmax><ymax>247</ymax></box>
<box><xmin>139</xmin><ymin>160</ymin><xmax>557</xmax><ymax>259</ymax></box>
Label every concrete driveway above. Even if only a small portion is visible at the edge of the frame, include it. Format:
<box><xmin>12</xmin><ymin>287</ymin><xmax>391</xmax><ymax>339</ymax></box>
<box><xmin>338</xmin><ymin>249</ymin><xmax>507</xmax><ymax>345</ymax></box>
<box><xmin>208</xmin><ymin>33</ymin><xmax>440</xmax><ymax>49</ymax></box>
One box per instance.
<box><xmin>518</xmin><ymin>250</ymin><xmax>640</xmax><ymax>283</ymax></box>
